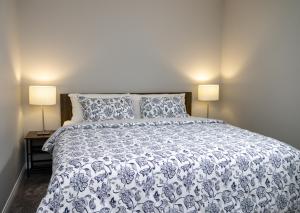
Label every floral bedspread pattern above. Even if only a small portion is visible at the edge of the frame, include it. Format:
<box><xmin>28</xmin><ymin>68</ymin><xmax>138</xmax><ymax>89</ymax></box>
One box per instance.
<box><xmin>38</xmin><ymin>118</ymin><xmax>300</xmax><ymax>213</ymax></box>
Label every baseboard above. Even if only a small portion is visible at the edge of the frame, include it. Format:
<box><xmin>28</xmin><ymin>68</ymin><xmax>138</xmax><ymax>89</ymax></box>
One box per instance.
<box><xmin>1</xmin><ymin>164</ymin><xmax>25</xmax><ymax>213</ymax></box>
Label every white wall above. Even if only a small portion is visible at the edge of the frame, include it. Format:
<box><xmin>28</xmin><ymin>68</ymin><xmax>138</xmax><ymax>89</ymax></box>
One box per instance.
<box><xmin>18</xmin><ymin>0</ymin><xmax>223</xmax><ymax>132</ymax></box>
<box><xmin>221</xmin><ymin>0</ymin><xmax>300</xmax><ymax>148</ymax></box>
<box><xmin>0</xmin><ymin>0</ymin><xmax>23</xmax><ymax>210</ymax></box>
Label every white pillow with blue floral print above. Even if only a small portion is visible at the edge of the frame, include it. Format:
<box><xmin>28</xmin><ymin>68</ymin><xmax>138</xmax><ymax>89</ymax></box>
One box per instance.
<box><xmin>68</xmin><ymin>93</ymin><xmax>129</xmax><ymax>123</ymax></box>
<box><xmin>140</xmin><ymin>95</ymin><xmax>188</xmax><ymax>118</ymax></box>
<box><xmin>78</xmin><ymin>96</ymin><xmax>135</xmax><ymax>122</ymax></box>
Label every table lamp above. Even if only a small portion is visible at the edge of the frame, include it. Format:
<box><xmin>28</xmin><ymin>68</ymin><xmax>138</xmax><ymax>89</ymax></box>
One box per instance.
<box><xmin>198</xmin><ymin>84</ymin><xmax>219</xmax><ymax>118</ymax></box>
<box><xmin>29</xmin><ymin>86</ymin><xmax>56</xmax><ymax>135</ymax></box>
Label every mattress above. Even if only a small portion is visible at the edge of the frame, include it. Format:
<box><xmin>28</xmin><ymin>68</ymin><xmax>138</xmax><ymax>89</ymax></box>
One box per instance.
<box><xmin>37</xmin><ymin>117</ymin><xmax>300</xmax><ymax>212</ymax></box>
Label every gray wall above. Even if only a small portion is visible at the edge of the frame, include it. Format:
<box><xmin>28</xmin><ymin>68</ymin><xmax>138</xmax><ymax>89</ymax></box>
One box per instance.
<box><xmin>221</xmin><ymin>0</ymin><xmax>300</xmax><ymax>148</ymax></box>
<box><xmin>18</xmin><ymin>0</ymin><xmax>223</xmax><ymax>133</ymax></box>
<box><xmin>1</xmin><ymin>0</ymin><xmax>300</xmax><ymax>209</ymax></box>
<box><xmin>0</xmin><ymin>0</ymin><xmax>23</xmax><ymax>210</ymax></box>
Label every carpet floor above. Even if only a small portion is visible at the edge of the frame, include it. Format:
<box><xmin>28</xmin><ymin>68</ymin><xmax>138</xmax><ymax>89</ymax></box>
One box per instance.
<box><xmin>8</xmin><ymin>173</ymin><xmax>51</xmax><ymax>213</ymax></box>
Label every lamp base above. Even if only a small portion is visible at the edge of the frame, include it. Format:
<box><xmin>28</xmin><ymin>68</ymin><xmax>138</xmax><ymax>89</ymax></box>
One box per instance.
<box><xmin>36</xmin><ymin>130</ymin><xmax>51</xmax><ymax>136</ymax></box>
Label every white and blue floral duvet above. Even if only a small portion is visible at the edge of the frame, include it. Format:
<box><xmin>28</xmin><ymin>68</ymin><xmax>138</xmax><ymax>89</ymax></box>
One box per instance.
<box><xmin>38</xmin><ymin>118</ymin><xmax>300</xmax><ymax>213</ymax></box>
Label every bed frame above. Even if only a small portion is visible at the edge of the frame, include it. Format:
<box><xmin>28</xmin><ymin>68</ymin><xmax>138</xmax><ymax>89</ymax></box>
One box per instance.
<box><xmin>60</xmin><ymin>92</ymin><xmax>192</xmax><ymax>126</ymax></box>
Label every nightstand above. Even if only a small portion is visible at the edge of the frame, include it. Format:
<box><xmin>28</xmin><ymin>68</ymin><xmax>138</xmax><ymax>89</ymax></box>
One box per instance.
<box><xmin>25</xmin><ymin>130</ymin><xmax>55</xmax><ymax>177</ymax></box>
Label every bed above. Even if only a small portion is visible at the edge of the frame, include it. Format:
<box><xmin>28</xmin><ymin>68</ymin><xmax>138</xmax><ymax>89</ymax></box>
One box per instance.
<box><xmin>37</xmin><ymin>92</ymin><xmax>300</xmax><ymax>213</ymax></box>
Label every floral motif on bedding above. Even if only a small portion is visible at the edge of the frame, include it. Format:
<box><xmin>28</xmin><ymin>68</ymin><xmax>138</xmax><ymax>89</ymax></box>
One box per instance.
<box><xmin>78</xmin><ymin>96</ymin><xmax>134</xmax><ymax>122</ymax></box>
<box><xmin>38</xmin><ymin>118</ymin><xmax>300</xmax><ymax>213</ymax></box>
<box><xmin>140</xmin><ymin>96</ymin><xmax>188</xmax><ymax>118</ymax></box>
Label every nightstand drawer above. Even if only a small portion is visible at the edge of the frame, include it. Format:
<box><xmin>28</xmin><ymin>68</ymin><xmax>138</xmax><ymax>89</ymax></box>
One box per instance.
<box><xmin>31</xmin><ymin>138</ymin><xmax>48</xmax><ymax>146</ymax></box>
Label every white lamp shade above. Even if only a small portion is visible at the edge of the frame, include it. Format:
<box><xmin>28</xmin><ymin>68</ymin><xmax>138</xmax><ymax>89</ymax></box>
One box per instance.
<box><xmin>198</xmin><ymin>84</ymin><xmax>219</xmax><ymax>101</ymax></box>
<box><xmin>29</xmin><ymin>86</ymin><xmax>56</xmax><ymax>105</ymax></box>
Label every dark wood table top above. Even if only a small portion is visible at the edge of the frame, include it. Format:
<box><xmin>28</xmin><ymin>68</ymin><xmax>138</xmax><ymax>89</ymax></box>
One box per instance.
<box><xmin>25</xmin><ymin>130</ymin><xmax>56</xmax><ymax>139</ymax></box>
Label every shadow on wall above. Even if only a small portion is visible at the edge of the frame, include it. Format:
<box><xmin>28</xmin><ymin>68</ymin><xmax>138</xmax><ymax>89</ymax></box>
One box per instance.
<box><xmin>0</xmin><ymin>145</ymin><xmax>24</xmax><ymax>210</ymax></box>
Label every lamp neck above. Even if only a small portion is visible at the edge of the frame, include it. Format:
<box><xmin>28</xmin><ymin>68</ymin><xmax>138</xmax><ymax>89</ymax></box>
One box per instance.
<box><xmin>206</xmin><ymin>102</ymin><xmax>210</xmax><ymax>118</ymax></box>
<box><xmin>41</xmin><ymin>105</ymin><xmax>45</xmax><ymax>132</ymax></box>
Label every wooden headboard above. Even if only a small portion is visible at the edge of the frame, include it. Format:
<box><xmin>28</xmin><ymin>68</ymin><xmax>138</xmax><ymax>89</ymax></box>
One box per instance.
<box><xmin>60</xmin><ymin>92</ymin><xmax>192</xmax><ymax>126</ymax></box>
